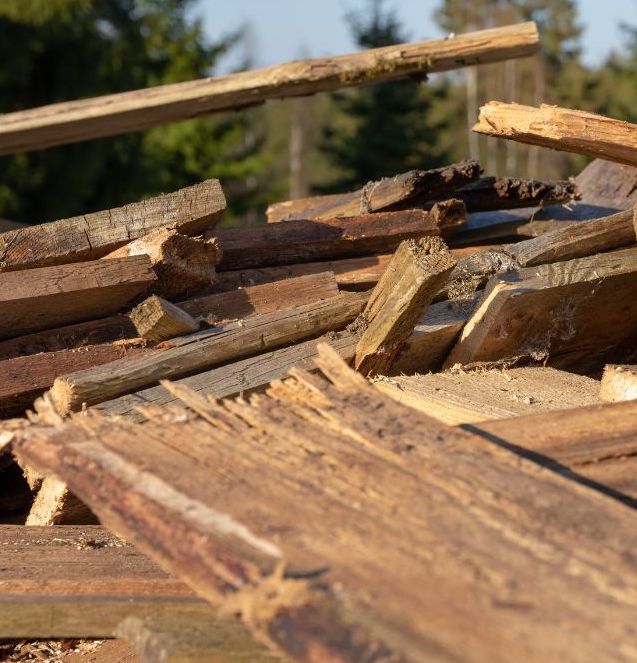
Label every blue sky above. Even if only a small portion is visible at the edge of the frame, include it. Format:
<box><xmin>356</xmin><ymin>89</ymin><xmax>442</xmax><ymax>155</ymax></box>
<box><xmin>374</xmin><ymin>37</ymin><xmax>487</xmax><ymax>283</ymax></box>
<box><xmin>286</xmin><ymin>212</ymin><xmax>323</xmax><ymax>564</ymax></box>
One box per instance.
<box><xmin>196</xmin><ymin>0</ymin><xmax>635</xmax><ymax>72</ymax></box>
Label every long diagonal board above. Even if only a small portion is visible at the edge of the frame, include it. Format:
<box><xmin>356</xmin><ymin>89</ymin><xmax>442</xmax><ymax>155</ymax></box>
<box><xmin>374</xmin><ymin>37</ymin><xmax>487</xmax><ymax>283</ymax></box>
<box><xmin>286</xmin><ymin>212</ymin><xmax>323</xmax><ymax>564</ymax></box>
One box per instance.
<box><xmin>11</xmin><ymin>346</ymin><xmax>637</xmax><ymax>663</ymax></box>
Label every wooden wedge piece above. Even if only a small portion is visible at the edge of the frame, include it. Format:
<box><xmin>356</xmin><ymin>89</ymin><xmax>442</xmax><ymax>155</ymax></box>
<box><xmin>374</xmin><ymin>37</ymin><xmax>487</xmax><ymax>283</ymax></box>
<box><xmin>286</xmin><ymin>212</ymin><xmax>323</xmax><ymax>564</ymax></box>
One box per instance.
<box><xmin>0</xmin><ymin>179</ymin><xmax>225</xmax><ymax>272</ymax></box>
<box><xmin>0</xmin><ymin>256</ymin><xmax>156</xmax><ymax>341</ymax></box>
<box><xmin>106</xmin><ymin>228</ymin><xmax>222</xmax><ymax>299</ymax></box>
<box><xmin>267</xmin><ymin>161</ymin><xmax>480</xmax><ymax>221</ymax></box>
<box><xmin>13</xmin><ymin>345</ymin><xmax>637</xmax><ymax>663</ymax></box>
<box><xmin>600</xmin><ymin>365</ymin><xmax>637</xmax><ymax>402</ymax></box>
<box><xmin>0</xmin><ymin>23</ymin><xmax>538</xmax><ymax>154</ymax></box>
<box><xmin>376</xmin><ymin>367</ymin><xmax>600</xmax><ymax>424</ymax></box>
<box><xmin>446</xmin><ymin>248</ymin><xmax>637</xmax><ymax>371</ymax></box>
<box><xmin>130</xmin><ymin>296</ymin><xmax>200</xmax><ymax>343</ymax></box>
<box><xmin>214</xmin><ymin>203</ymin><xmax>464</xmax><ymax>270</ymax></box>
<box><xmin>50</xmin><ymin>291</ymin><xmax>368</xmax><ymax>414</ymax></box>
<box><xmin>473</xmin><ymin>102</ymin><xmax>637</xmax><ymax>167</ymax></box>
<box><xmin>355</xmin><ymin>237</ymin><xmax>456</xmax><ymax>375</ymax></box>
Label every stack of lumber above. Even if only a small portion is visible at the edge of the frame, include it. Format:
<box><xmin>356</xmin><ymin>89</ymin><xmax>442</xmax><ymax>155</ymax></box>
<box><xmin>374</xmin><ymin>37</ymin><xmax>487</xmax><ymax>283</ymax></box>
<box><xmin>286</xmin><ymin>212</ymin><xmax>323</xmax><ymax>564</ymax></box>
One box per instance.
<box><xmin>3</xmin><ymin>20</ymin><xmax>637</xmax><ymax>663</ymax></box>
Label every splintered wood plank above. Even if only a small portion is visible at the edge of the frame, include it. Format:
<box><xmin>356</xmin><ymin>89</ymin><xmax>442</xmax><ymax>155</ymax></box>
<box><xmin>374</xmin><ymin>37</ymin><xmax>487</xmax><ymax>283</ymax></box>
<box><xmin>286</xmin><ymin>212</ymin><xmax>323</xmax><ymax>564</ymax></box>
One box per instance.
<box><xmin>0</xmin><ymin>343</ymin><xmax>146</xmax><ymax>418</ymax></box>
<box><xmin>473</xmin><ymin>102</ymin><xmax>637</xmax><ymax>167</ymax></box>
<box><xmin>12</xmin><ymin>345</ymin><xmax>637</xmax><ymax>663</ymax></box>
<box><xmin>0</xmin><ymin>180</ymin><xmax>225</xmax><ymax>272</ymax></box>
<box><xmin>446</xmin><ymin>248</ymin><xmax>637</xmax><ymax>371</ymax></box>
<box><xmin>214</xmin><ymin>203</ymin><xmax>464</xmax><ymax>270</ymax></box>
<box><xmin>25</xmin><ymin>476</ymin><xmax>97</xmax><ymax>526</ymax></box>
<box><xmin>0</xmin><ymin>23</ymin><xmax>538</xmax><ymax>155</ymax></box>
<box><xmin>600</xmin><ymin>365</ymin><xmax>637</xmax><ymax>402</ymax></box>
<box><xmin>376</xmin><ymin>367</ymin><xmax>600</xmax><ymax>424</ymax></box>
<box><xmin>266</xmin><ymin>161</ymin><xmax>480</xmax><ymax>221</ymax></box>
<box><xmin>105</xmin><ymin>229</ymin><xmax>222</xmax><ymax>300</ymax></box>
<box><xmin>0</xmin><ymin>523</ymin><xmax>273</xmax><ymax>652</ymax></box>
<box><xmin>0</xmin><ymin>256</ymin><xmax>156</xmax><ymax>341</ymax></box>
<box><xmin>355</xmin><ymin>237</ymin><xmax>456</xmax><ymax>375</ymax></box>
<box><xmin>575</xmin><ymin>159</ymin><xmax>637</xmax><ymax>209</ymax></box>
<box><xmin>471</xmin><ymin>400</ymin><xmax>637</xmax><ymax>501</ymax></box>
<box><xmin>96</xmin><ymin>331</ymin><xmax>357</xmax><ymax>421</ymax></box>
<box><xmin>50</xmin><ymin>292</ymin><xmax>368</xmax><ymax>414</ymax></box>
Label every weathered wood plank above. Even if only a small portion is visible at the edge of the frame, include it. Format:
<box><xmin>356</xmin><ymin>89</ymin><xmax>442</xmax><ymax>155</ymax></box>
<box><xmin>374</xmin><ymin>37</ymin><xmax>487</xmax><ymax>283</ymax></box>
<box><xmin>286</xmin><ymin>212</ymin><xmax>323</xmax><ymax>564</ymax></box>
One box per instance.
<box><xmin>0</xmin><ymin>272</ymin><xmax>339</xmax><ymax>362</ymax></box>
<box><xmin>376</xmin><ymin>367</ymin><xmax>600</xmax><ymax>424</ymax></box>
<box><xmin>446</xmin><ymin>248</ymin><xmax>637</xmax><ymax>371</ymax></box>
<box><xmin>0</xmin><ymin>24</ymin><xmax>538</xmax><ymax>154</ymax></box>
<box><xmin>50</xmin><ymin>292</ymin><xmax>368</xmax><ymax>414</ymax></box>
<box><xmin>473</xmin><ymin>102</ymin><xmax>637</xmax><ymax>167</ymax></box>
<box><xmin>0</xmin><ymin>180</ymin><xmax>225</xmax><ymax>272</ymax></box>
<box><xmin>355</xmin><ymin>237</ymin><xmax>456</xmax><ymax>375</ymax></box>
<box><xmin>214</xmin><ymin>203</ymin><xmax>464</xmax><ymax>270</ymax></box>
<box><xmin>13</xmin><ymin>345</ymin><xmax>637</xmax><ymax>663</ymax></box>
<box><xmin>266</xmin><ymin>161</ymin><xmax>480</xmax><ymax>221</ymax></box>
<box><xmin>106</xmin><ymin>229</ymin><xmax>222</xmax><ymax>299</ymax></box>
<box><xmin>575</xmin><ymin>159</ymin><xmax>637</xmax><ymax>209</ymax></box>
<box><xmin>0</xmin><ymin>343</ymin><xmax>146</xmax><ymax>418</ymax></box>
<box><xmin>0</xmin><ymin>256</ymin><xmax>156</xmax><ymax>341</ymax></box>
<box><xmin>600</xmin><ymin>364</ymin><xmax>637</xmax><ymax>402</ymax></box>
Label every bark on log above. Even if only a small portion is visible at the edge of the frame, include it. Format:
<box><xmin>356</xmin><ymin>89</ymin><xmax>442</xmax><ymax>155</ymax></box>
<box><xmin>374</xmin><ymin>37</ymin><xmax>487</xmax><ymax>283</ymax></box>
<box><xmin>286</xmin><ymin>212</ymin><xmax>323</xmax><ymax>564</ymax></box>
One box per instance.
<box><xmin>0</xmin><ymin>179</ymin><xmax>226</xmax><ymax>272</ymax></box>
<box><xmin>473</xmin><ymin>102</ymin><xmax>637</xmax><ymax>167</ymax></box>
<box><xmin>0</xmin><ymin>23</ymin><xmax>538</xmax><ymax>154</ymax></box>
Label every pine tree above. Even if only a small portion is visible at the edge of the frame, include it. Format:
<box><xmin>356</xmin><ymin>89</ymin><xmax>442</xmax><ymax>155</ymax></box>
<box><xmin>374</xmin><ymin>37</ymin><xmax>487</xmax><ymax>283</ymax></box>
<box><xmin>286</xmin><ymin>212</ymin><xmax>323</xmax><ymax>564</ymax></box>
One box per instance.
<box><xmin>0</xmin><ymin>0</ymin><xmax>268</xmax><ymax>223</ymax></box>
<box><xmin>318</xmin><ymin>0</ymin><xmax>450</xmax><ymax>192</ymax></box>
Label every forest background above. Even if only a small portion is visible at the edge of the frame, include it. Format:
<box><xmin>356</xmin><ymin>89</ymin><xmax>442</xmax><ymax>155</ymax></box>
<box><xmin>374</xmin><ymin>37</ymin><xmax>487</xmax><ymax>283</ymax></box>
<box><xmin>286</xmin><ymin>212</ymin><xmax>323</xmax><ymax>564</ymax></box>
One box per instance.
<box><xmin>0</xmin><ymin>0</ymin><xmax>635</xmax><ymax>225</ymax></box>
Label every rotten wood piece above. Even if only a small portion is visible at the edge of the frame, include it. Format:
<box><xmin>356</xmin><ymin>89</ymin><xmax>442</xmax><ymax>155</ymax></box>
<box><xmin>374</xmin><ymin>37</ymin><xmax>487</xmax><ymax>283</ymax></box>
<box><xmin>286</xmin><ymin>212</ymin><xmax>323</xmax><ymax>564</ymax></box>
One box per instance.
<box><xmin>444</xmin><ymin>175</ymin><xmax>578</xmax><ymax>213</ymax></box>
<box><xmin>376</xmin><ymin>367</ymin><xmax>600</xmax><ymax>425</ymax></box>
<box><xmin>266</xmin><ymin>161</ymin><xmax>480</xmax><ymax>221</ymax></box>
<box><xmin>106</xmin><ymin>229</ymin><xmax>222</xmax><ymax>299</ymax></box>
<box><xmin>0</xmin><ymin>23</ymin><xmax>538</xmax><ymax>154</ymax></box>
<box><xmin>600</xmin><ymin>365</ymin><xmax>637</xmax><ymax>402</ymax></box>
<box><xmin>130</xmin><ymin>296</ymin><xmax>200</xmax><ymax>343</ymax></box>
<box><xmin>446</xmin><ymin>248</ymin><xmax>637</xmax><ymax>371</ymax></box>
<box><xmin>13</xmin><ymin>344</ymin><xmax>637</xmax><ymax>663</ymax></box>
<box><xmin>0</xmin><ymin>179</ymin><xmax>225</xmax><ymax>272</ymax></box>
<box><xmin>50</xmin><ymin>291</ymin><xmax>368</xmax><ymax>414</ymax></box>
<box><xmin>0</xmin><ymin>256</ymin><xmax>156</xmax><ymax>341</ymax></box>
<box><xmin>473</xmin><ymin>102</ymin><xmax>637</xmax><ymax>167</ymax></box>
<box><xmin>0</xmin><ymin>343</ymin><xmax>146</xmax><ymax>418</ymax></box>
<box><xmin>214</xmin><ymin>202</ymin><xmax>465</xmax><ymax>271</ymax></box>
<box><xmin>354</xmin><ymin>237</ymin><xmax>456</xmax><ymax>375</ymax></box>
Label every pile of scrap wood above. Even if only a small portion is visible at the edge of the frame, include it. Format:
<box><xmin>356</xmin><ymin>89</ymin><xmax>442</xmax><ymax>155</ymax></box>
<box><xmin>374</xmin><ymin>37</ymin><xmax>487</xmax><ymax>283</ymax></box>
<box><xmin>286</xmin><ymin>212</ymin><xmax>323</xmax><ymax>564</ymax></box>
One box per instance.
<box><xmin>2</xmin><ymin>19</ymin><xmax>637</xmax><ymax>663</ymax></box>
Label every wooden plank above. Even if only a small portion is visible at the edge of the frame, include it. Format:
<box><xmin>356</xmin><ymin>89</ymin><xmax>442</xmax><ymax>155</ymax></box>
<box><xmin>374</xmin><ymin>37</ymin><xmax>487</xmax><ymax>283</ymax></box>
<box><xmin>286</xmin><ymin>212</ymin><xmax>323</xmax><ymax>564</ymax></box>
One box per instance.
<box><xmin>13</xmin><ymin>344</ymin><xmax>637</xmax><ymax>663</ymax></box>
<box><xmin>470</xmin><ymin>400</ymin><xmax>637</xmax><ymax>501</ymax></box>
<box><xmin>0</xmin><ymin>343</ymin><xmax>146</xmax><ymax>418</ymax></box>
<box><xmin>266</xmin><ymin>161</ymin><xmax>480</xmax><ymax>221</ymax></box>
<box><xmin>214</xmin><ymin>203</ymin><xmax>464</xmax><ymax>270</ymax></box>
<box><xmin>106</xmin><ymin>229</ymin><xmax>222</xmax><ymax>300</ymax></box>
<box><xmin>0</xmin><ymin>524</ymin><xmax>254</xmax><ymax>644</ymax></box>
<box><xmin>443</xmin><ymin>207</ymin><xmax>636</xmax><ymax>301</ymax></box>
<box><xmin>0</xmin><ymin>272</ymin><xmax>339</xmax><ymax>362</ymax></box>
<box><xmin>0</xmin><ymin>24</ymin><xmax>538</xmax><ymax>155</ymax></box>
<box><xmin>25</xmin><ymin>476</ymin><xmax>97</xmax><ymax>526</ymax></box>
<box><xmin>96</xmin><ymin>331</ymin><xmax>357</xmax><ymax>421</ymax></box>
<box><xmin>354</xmin><ymin>237</ymin><xmax>456</xmax><ymax>375</ymax></box>
<box><xmin>50</xmin><ymin>291</ymin><xmax>368</xmax><ymax>414</ymax></box>
<box><xmin>575</xmin><ymin>159</ymin><xmax>637</xmax><ymax>209</ymax></box>
<box><xmin>446</xmin><ymin>248</ymin><xmax>637</xmax><ymax>371</ymax></box>
<box><xmin>0</xmin><ymin>256</ymin><xmax>156</xmax><ymax>341</ymax></box>
<box><xmin>600</xmin><ymin>364</ymin><xmax>637</xmax><ymax>402</ymax></box>
<box><xmin>130</xmin><ymin>296</ymin><xmax>200</xmax><ymax>343</ymax></box>
<box><xmin>0</xmin><ymin>179</ymin><xmax>225</xmax><ymax>272</ymax></box>
<box><xmin>473</xmin><ymin>102</ymin><xmax>637</xmax><ymax>167</ymax></box>
<box><xmin>376</xmin><ymin>367</ymin><xmax>600</xmax><ymax>424</ymax></box>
